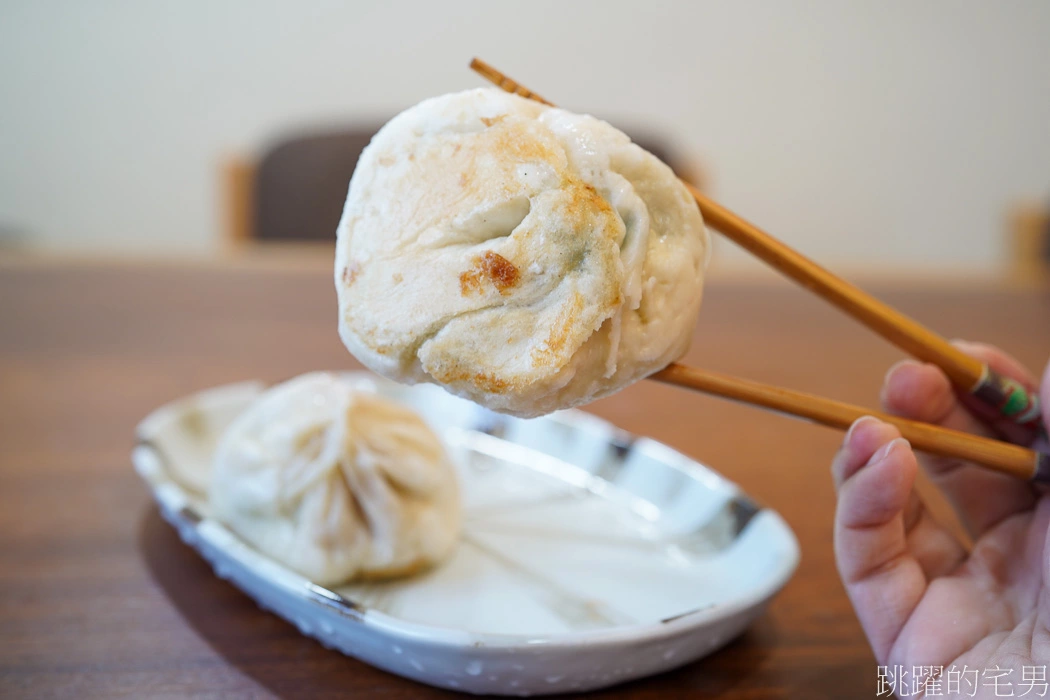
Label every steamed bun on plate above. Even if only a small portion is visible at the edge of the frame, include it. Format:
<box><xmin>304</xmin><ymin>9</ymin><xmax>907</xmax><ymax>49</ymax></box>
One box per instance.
<box><xmin>209</xmin><ymin>372</ymin><xmax>460</xmax><ymax>586</ymax></box>
<box><xmin>336</xmin><ymin>88</ymin><xmax>709</xmax><ymax>418</ymax></box>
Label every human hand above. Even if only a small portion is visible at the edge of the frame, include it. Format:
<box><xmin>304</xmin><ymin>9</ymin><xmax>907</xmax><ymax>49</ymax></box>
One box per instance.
<box><xmin>832</xmin><ymin>342</ymin><xmax>1050</xmax><ymax>698</ymax></box>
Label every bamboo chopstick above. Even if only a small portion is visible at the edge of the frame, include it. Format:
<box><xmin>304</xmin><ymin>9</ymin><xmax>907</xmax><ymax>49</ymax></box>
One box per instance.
<box><xmin>469</xmin><ymin>58</ymin><xmax>553</xmax><ymax>106</ymax></box>
<box><xmin>465</xmin><ymin>57</ymin><xmax>1049</xmax><ymax>480</ymax></box>
<box><xmin>651</xmin><ymin>364</ymin><xmax>1049</xmax><ymax>482</ymax></box>
<box><xmin>682</xmin><ymin>185</ymin><xmax>1044</xmax><ymax>435</ymax></box>
<box><xmin>468</xmin><ymin>57</ymin><xmax>1044</xmax><ymax>436</ymax></box>
<box><xmin>683</xmin><ymin>185</ymin><xmax>980</xmax><ymax>389</ymax></box>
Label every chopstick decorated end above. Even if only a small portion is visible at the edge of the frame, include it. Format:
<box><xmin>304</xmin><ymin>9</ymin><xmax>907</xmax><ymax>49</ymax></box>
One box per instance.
<box><xmin>972</xmin><ymin>367</ymin><xmax>1045</xmax><ymax>436</ymax></box>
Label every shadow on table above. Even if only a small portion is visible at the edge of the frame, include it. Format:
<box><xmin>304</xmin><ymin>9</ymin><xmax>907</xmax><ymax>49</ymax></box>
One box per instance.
<box><xmin>138</xmin><ymin>504</ymin><xmax>773</xmax><ymax>698</ymax></box>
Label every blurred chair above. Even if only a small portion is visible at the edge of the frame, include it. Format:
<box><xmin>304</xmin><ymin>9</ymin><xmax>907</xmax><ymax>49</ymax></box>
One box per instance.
<box><xmin>1008</xmin><ymin>202</ymin><xmax>1050</xmax><ymax>283</ymax></box>
<box><xmin>223</xmin><ymin>127</ymin><xmax>382</xmax><ymax>245</ymax></box>
<box><xmin>222</xmin><ymin>124</ymin><xmax>706</xmax><ymax>245</ymax></box>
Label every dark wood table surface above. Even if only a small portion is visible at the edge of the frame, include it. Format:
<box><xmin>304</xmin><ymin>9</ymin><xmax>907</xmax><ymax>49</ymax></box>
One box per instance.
<box><xmin>2</xmin><ymin>257</ymin><xmax>1047</xmax><ymax>699</ymax></box>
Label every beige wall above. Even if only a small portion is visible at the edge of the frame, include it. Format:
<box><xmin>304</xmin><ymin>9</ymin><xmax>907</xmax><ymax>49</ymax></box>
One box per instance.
<box><xmin>1</xmin><ymin>1</ymin><xmax>1048</xmax><ymax>273</ymax></box>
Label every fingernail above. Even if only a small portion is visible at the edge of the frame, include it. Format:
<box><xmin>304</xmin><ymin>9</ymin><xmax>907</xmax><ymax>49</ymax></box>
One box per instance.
<box><xmin>880</xmin><ymin>365</ymin><xmax>899</xmax><ymax>406</ymax></box>
<box><xmin>883</xmin><ymin>359</ymin><xmax>911</xmax><ymax>384</ymax></box>
<box><xmin>869</xmin><ymin>437</ymin><xmax>908</xmax><ymax>465</ymax></box>
<box><xmin>846</xmin><ymin>415</ymin><xmax>879</xmax><ymax>445</ymax></box>
<box><xmin>881</xmin><ymin>359</ymin><xmax>931</xmax><ymax>405</ymax></box>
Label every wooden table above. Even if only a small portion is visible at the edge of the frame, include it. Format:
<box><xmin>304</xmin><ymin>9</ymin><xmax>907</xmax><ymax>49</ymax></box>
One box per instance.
<box><xmin>2</xmin><ymin>258</ymin><xmax>1047</xmax><ymax>699</ymax></box>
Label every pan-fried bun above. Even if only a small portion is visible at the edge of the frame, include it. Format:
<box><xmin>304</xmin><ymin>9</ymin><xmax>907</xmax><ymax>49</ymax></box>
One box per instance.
<box><xmin>336</xmin><ymin>88</ymin><xmax>709</xmax><ymax>418</ymax></box>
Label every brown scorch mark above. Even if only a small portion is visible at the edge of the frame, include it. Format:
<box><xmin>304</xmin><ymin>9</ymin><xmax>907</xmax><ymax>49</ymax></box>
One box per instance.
<box><xmin>459</xmin><ymin>251</ymin><xmax>520</xmax><ymax>296</ymax></box>
<box><xmin>341</xmin><ymin>262</ymin><xmax>361</xmax><ymax>286</ymax></box>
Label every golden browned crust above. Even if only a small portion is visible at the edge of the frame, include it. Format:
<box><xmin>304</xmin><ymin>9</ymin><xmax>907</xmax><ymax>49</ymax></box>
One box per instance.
<box><xmin>459</xmin><ymin>251</ymin><xmax>520</xmax><ymax>296</ymax></box>
<box><xmin>427</xmin><ymin>360</ymin><xmax>516</xmax><ymax>395</ymax></box>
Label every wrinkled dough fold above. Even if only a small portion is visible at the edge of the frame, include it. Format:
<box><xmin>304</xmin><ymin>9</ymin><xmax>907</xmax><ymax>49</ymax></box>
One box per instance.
<box><xmin>209</xmin><ymin>373</ymin><xmax>461</xmax><ymax>585</ymax></box>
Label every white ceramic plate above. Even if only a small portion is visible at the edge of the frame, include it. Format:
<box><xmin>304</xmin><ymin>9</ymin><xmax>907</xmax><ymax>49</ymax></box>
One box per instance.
<box><xmin>133</xmin><ymin>374</ymin><xmax>799</xmax><ymax>696</ymax></box>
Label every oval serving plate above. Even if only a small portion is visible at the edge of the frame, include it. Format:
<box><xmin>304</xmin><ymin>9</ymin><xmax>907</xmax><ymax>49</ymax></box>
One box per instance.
<box><xmin>133</xmin><ymin>373</ymin><xmax>799</xmax><ymax>696</ymax></box>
